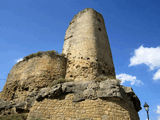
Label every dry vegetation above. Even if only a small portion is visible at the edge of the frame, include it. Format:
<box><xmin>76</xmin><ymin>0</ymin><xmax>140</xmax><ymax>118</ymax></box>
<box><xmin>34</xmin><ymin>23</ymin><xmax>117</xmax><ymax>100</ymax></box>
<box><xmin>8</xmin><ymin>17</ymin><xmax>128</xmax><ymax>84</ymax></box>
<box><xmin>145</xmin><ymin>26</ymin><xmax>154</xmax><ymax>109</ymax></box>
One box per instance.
<box><xmin>0</xmin><ymin>113</ymin><xmax>27</xmax><ymax>120</ymax></box>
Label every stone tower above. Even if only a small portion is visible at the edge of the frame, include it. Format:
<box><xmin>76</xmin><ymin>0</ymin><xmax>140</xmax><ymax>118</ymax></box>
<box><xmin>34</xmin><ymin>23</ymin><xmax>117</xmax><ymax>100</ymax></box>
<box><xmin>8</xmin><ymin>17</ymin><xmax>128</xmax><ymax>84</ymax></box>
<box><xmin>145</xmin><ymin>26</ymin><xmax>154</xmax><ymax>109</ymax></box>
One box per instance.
<box><xmin>63</xmin><ymin>8</ymin><xmax>115</xmax><ymax>81</ymax></box>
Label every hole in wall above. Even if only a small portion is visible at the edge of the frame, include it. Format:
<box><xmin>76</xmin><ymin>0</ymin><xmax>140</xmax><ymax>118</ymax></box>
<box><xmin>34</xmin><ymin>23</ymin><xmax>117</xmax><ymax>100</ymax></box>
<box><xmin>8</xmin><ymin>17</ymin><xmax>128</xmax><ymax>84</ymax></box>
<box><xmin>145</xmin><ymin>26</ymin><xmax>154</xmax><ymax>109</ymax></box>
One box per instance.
<box><xmin>102</xmin><ymin>70</ymin><xmax>106</xmax><ymax>74</ymax></box>
<box><xmin>70</xmin><ymin>75</ymin><xmax>73</xmax><ymax>77</ymax></box>
<box><xmin>67</xmin><ymin>53</ymin><xmax>71</xmax><ymax>56</ymax></box>
<box><xmin>14</xmin><ymin>86</ymin><xmax>17</xmax><ymax>91</ymax></box>
<box><xmin>97</xmin><ymin>18</ymin><xmax>101</xmax><ymax>22</ymax></box>
<box><xmin>24</xmin><ymin>87</ymin><xmax>29</xmax><ymax>91</ymax></box>
<box><xmin>98</xmin><ymin>28</ymin><xmax>101</xmax><ymax>31</ymax></box>
<box><xmin>16</xmin><ymin>108</ymin><xmax>29</xmax><ymax>113</ymax></box>
<box><xmin>76</xmin><ymin>65</ymin><xmax>80</xmax><ymax>68</ymax></box>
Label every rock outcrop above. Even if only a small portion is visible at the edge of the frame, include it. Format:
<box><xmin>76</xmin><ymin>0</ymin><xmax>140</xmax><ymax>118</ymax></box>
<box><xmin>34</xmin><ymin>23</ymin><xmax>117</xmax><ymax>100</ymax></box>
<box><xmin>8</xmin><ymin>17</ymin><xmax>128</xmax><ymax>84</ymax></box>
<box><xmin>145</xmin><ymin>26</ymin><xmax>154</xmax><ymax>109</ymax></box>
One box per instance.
<box><xmin>35</xmin><ymin>78</ymin><xmax>141</xmax><ymax>111</ymax></box>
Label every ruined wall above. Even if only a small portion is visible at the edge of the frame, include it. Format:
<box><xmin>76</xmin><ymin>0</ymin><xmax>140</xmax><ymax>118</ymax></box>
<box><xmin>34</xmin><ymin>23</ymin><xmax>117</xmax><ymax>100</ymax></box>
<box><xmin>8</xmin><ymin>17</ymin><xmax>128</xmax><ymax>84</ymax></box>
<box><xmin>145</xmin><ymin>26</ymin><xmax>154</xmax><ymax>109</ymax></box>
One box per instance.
<box><xmin>63</xmin><ymin>8</ymin><xmax>115</xmax><ymax>81</ymax></box>
<box><xmin>27</xmin><ymin>94</ymin><xmax>139</xmax><ymax>120</ymax></box>
<box><xmin>0</xmin><ymin>51</ymin><xmax>66</xmax><ymax>102</ymax></box>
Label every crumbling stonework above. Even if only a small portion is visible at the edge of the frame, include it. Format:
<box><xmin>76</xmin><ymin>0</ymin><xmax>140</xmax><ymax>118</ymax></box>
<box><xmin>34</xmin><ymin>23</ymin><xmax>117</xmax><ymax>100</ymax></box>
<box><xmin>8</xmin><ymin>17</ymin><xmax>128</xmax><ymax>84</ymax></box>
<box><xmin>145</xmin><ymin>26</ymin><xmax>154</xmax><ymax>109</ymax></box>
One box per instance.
<box><xmin>0</xmin><ymin>51</ymin><xmax>66</xmax><ymax>102</ymax></box>
<box><xmin>34</xmin><ymin>78</ymin><xmax>141</xmax><ymax>112</ymax></box>
<box><xmin>28</xmin><ymin>94</ymin><xmax>139</xmax><ymax>120</ymax></box>
<box><xmin>0</xmin><ymin>79</ymin><xmax>141</xmax><ymax>120</ymax></box>
<box><xmin>27</xmin><ymin>78</ymin><xmax>141</xmax><ymax>120</ymax></box>
<box><xmin>63</xmin><ymin>8</ymin><xmax>115</xmax><ymax>81</ymax></box>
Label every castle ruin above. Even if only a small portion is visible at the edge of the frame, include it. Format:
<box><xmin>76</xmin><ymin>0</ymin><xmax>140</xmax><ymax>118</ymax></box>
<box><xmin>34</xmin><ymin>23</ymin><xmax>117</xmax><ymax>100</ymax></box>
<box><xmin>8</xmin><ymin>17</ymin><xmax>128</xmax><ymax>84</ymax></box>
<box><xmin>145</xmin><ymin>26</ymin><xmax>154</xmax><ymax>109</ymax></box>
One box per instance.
<box><xmin>0</xmin><ymin>8</ymin><xmax>141</xmax><ymax>120</ymax></box>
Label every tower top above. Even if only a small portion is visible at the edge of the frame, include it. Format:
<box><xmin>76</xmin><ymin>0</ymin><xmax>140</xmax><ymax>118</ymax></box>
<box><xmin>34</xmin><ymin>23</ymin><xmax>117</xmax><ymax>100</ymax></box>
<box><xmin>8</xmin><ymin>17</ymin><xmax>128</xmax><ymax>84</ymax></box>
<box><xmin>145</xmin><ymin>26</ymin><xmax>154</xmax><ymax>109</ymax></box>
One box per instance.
<box><xmin>71</xmin><ymin>8</ymin><xmax>103</xmax><ymax>22</ymax></box>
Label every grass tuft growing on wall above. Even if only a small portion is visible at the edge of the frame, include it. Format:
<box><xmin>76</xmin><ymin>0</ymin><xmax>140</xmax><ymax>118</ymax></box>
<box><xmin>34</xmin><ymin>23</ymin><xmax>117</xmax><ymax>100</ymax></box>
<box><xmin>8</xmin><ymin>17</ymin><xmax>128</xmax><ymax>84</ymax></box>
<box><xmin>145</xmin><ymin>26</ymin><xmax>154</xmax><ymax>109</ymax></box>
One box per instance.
<box><xmin>0</xmin><ymin>113</ymin><xmax>27</xmax><ymax>120</ymax></box>
<box><xmin>23</xmin><ymin>50</ymin><xmax>59</xmax><ymax>61</ymax></box>
<box><xmin>49</xmin><ymin>78</ymin><xmax>67</xmax><ymax>87</ymax></box>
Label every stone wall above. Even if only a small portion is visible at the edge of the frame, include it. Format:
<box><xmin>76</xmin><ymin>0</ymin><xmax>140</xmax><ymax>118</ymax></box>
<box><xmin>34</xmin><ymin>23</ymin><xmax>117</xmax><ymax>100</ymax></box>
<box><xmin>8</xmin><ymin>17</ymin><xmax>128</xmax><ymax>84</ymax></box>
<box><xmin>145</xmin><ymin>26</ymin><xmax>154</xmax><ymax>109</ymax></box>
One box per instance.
<box><xmin>27</xmin><ymin>94</ymin><xmax>139</xmax><ymax>120</ymax></box>
<box><xmin>0</xmin><ymin>78</ymin><xmax>141</xmax><ymax>119</ymax></box>
<box><xmin>62</xmin><ymin>8</ymin><xmax>115</xmax><ymax>81</ymax></box>
<box><xmin>0</xmin><ymin>51</ymin><xmax>66</xmax><ymax>102</ymax></box>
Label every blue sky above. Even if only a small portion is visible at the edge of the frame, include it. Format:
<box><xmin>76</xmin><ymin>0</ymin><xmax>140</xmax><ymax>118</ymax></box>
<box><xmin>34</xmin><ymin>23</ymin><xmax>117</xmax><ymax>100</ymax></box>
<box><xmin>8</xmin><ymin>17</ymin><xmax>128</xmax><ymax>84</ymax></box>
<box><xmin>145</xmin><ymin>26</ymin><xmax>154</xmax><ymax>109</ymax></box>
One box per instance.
<box><xmin>0</xmin><ymin>0</ymin><xmax>160</xmax><ymax>119</ymax></box>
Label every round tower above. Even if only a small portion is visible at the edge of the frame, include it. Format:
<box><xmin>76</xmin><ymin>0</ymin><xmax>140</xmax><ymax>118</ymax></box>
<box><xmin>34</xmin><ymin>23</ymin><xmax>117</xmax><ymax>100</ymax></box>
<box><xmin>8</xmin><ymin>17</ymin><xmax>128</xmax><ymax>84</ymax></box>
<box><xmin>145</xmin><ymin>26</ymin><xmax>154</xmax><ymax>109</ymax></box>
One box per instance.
<box><xmin>63</xmin><ymin>8</ymin><xmax>115</xmax><ymax>81</ymax></box>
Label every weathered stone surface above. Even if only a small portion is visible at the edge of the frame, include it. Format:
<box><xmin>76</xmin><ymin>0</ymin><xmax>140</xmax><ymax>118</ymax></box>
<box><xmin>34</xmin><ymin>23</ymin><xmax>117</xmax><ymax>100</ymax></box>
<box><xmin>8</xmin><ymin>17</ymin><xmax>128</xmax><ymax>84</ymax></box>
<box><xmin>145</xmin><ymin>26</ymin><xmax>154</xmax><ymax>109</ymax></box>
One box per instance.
<box><xmin>0</xmin><ymin>90</ymin><xmax>38</xmax><ymax>116</ymax></box>
<box><xmin>0</xmin><ymin>51</ymin><xmax>66</xmax><ymax>102</ymax></box>
<box><xmin>63</xmin><ymin>8</ymin><xmax>115</xmax><ymax>81</ymax></box>
<box><xmin>31</xmin><ymin>78</ymin><xmax>141</xmax><ymax>112</ymax></box>
<box><xmin>122</xmin><ymin>86</ymin><xmax>141</xmax><ymax>111</ymax></box>
<box><xmin>0</xmin><ymin>99</ymin><xmax>12</xmax><ymax>111</ymax></box>
<box><xmin>27</xmin><ymin>94</ymin><xmax>140</xmax><ymax>120</ymax></box>
<box><xmin>36</xmin><ymin>84</ymin><xmax>63</xmax><ymax>101</ymax></box>
<box><xmin>26</xmin><ymin>78</ymin><xmax>141</xmax><ymax>120</ymax></box>
<box><xmin>3</xmin><ymin>78</ymin><xmax>140</xmax><ymax>117</ymax></box>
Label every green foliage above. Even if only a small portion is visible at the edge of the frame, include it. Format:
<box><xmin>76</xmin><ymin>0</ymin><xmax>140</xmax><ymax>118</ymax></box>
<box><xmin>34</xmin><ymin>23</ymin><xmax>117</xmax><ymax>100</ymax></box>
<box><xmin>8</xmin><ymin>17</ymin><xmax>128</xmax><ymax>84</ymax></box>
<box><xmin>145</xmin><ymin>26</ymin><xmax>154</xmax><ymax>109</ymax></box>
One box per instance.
<box><xmin>30</xmin><ymin>117</ymin><xmax>42</xmax><ymax>120</ymax></box>
<box><xmin>23</xmin><ymin>50</ymin><xmax>61</xmax><ymax>61</ymax></box>
<box><xmin>95</xmin><ymin>75</ymin><xmax>108</xmax><ymax>82</ymax></box>
<box><xmin>0</xmin><ymin>113</ymin><xmax>43</xmax><ymax>120</ymax></box>
<box><xmin>28</xmin><ymin>115</ymin><xmax>42</xmax><ymax>120</ymax></box>
<box><xmin>31</xmin><ymin>118</ymin><xmax>41</xmax><ymax>120</ymax></box>
<box><xmin>95</xmin><ymin>75</ymin><xmax>116</xmax><ymax>82</ymax></box>
<box><xmin>94</xmin><ymin>75</ymin><xmax>121</xmax><ymax>85</ymax></box>
<box><xmin>49</xmin><ymin>78</ymin><xmax>67</xmax><ymax>87</ymax></box>
<box><xmin>0</xmin><ymin>113</ymin><xmax>27</xmax><ymax>120</ymax></box>
<box><xmin>116</xmin><ymin>79</ymin><xmax>122</xmax><ymax>84</ymax></box>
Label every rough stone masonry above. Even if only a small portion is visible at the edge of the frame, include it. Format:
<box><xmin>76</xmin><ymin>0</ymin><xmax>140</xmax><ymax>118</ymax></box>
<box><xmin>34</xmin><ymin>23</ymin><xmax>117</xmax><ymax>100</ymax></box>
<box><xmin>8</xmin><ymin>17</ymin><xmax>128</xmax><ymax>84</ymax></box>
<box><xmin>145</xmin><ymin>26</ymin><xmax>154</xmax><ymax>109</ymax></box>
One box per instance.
<box><xmin>0</xmin><ymin>8</ymin><xmax>141</xmax><ymax>120</ymax></box>
<box><xmin>63</xmin><ymin>8</ymin><xmax>115</xmax><ymax>81</ymax></box>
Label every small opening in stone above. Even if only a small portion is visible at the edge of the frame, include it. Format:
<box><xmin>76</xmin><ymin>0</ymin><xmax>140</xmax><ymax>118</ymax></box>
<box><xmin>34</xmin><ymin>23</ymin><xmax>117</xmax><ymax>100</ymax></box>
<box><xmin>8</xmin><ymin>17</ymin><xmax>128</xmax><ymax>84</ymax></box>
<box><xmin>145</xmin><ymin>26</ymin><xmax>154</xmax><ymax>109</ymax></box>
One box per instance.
<box><xmin>14</xmin><ymin>87</ymin><xmax>17</xmax><ymax>91</ymax></box>
<box><xmin>102</xmin><ymin>70</ymin><xmax>105</xmax><ymax>74</ymax></box>
<box><xmin>70</xmin><ymin>75</ymin><xmax>73</xmax><ymax>77</ymax></box>
<box><xmin>98</xmin><ymin>18</ymin><xmax>101</xmax><ymax>22</ymax></box>
<box><xmin>24</xmin><ymin>87</ymin><xmax>29</xmax><ymax>91</ymax></box>
<box><xmin>68</xmin><ymin>53</ymin><xmax>71</xmax><ymax>56</ymax></box>
<box><xmin>98</xmin><ymin>28</ymin><xmax>101</xmax><ymax>31</ymax></box>
<box><xmin>16</xmin><ymin>108</ymin><xmax>29</xmax><ymax>113</ymax></box>
<box><xmin>87</xmin><ymin>57</ymin><xmax>90</xmax><ymax>60</ymax></box>
<box><xmin>76</xmin><ymin>65</ymin><xmax>80</xmax><ymax>68</ymax></box>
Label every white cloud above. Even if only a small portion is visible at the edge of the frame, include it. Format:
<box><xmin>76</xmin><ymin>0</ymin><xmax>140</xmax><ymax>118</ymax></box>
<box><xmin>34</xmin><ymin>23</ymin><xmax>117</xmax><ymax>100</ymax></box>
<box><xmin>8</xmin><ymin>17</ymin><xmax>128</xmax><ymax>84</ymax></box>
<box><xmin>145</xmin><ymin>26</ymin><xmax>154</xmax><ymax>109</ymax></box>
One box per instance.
<box><xmin>153</xmin><ymin>69</ymin><xmax>160</xmax><ymax>80</ymax></box>
<box><xmin>157</xmin><ymin>105</ymin><xmax>160</xmax><ymax>114</ymax></box>
<box><xmin>15</xmin><ymin>58</ymin><xmax>23</xmax><ymax>63</ymax></box>
<box><xmin>129</xmin><ymin>45</ymin><xmax>160</xmax><ymax>70</ymax></box>
<box><xmin>129</xmin><ymin>45</ymin><xmax>160</xmax><ymax>81</ymax></box>
<box><xmin>116</xmin><ymin>73</ymin><xmax>143</xmax><ymax>86</ymax></box>
<box><xmin>156</xmin><ymin>105</ymin><xmax>160</xmax><ymax>120</ymax></box>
